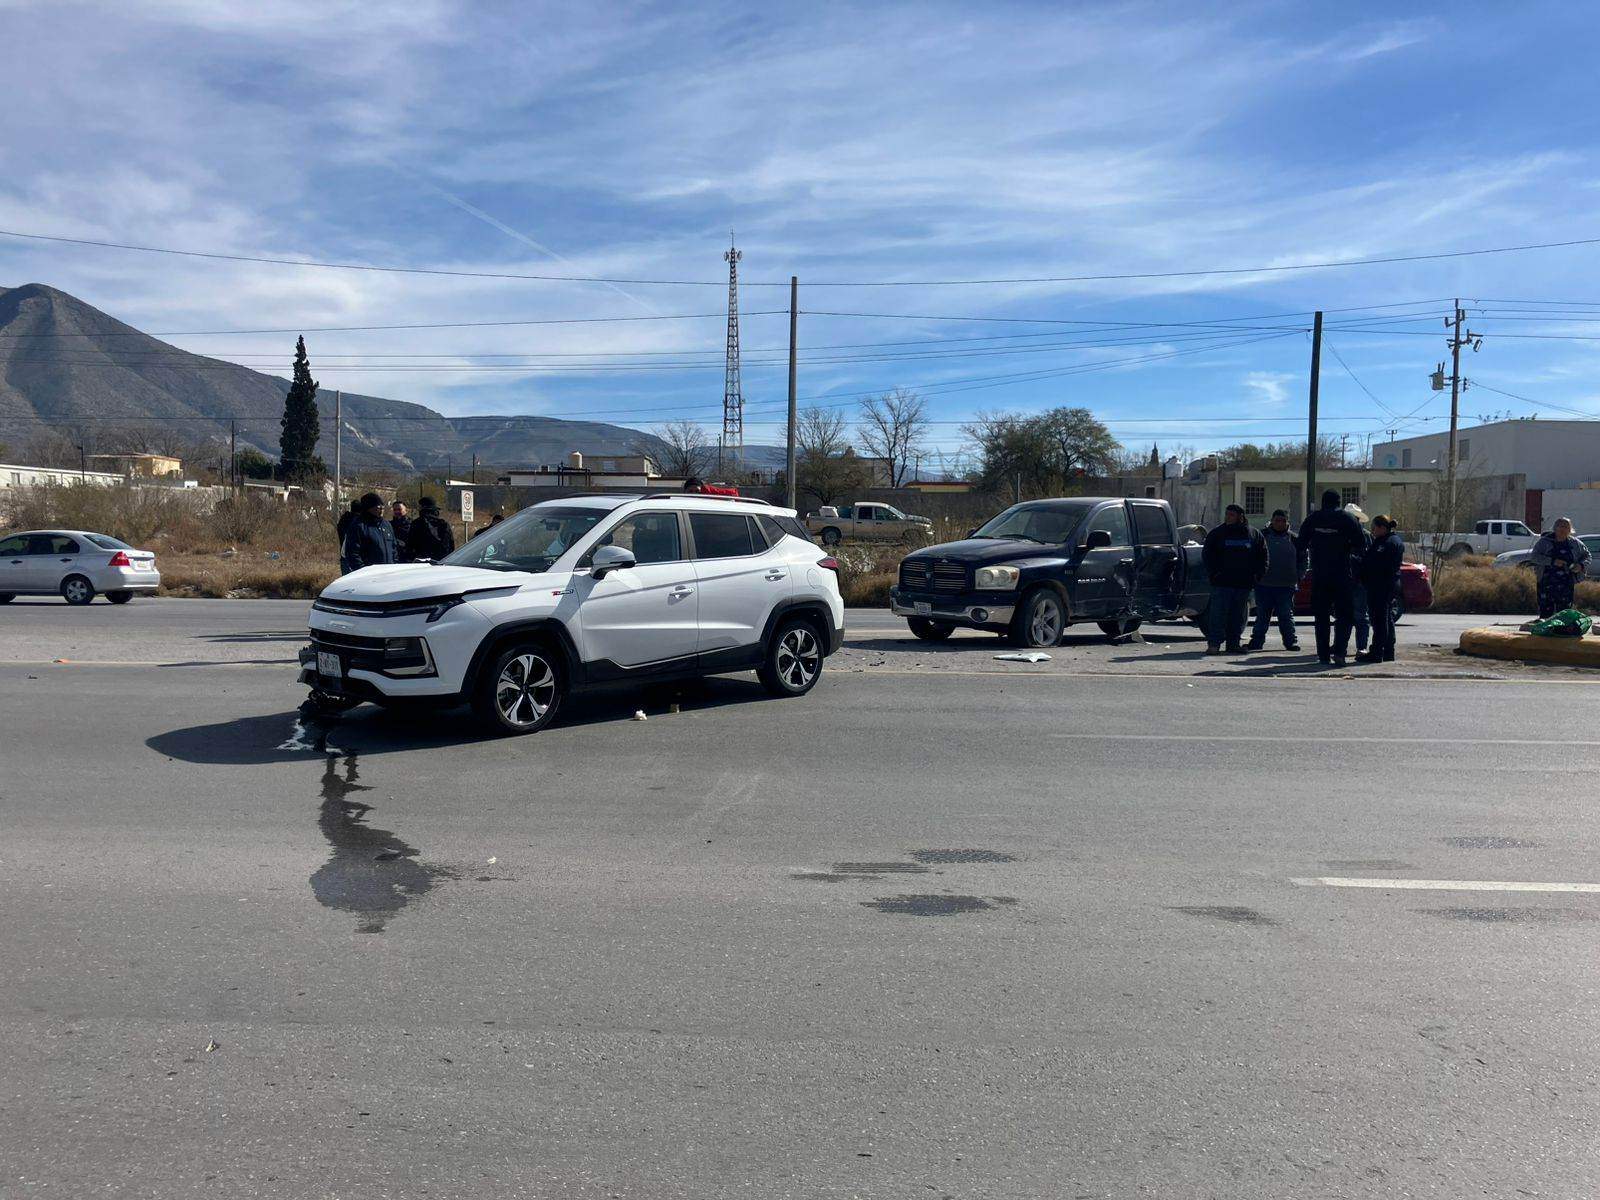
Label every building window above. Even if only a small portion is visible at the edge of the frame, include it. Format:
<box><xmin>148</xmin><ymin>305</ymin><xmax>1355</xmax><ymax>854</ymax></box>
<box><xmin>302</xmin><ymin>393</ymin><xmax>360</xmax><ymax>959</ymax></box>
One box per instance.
<box><xmin>1144</xmin><ymin>485</ymin><xmax>1156</xmax><ymax>498</ymax></box>
<box><xmin>1341</xmin><ymin>486</ymin><xmax>1362</xmax><ymax>507</ymax></box>
<box><xmin>1402</xmin><ymin>449</ymin><xmax>1412</xmax><ymax>468</ymax></box>
<box><xmin>1243</xmin><ymin>485</ymin><xmax>1265</xmax><ymax>515</ymax></box>
<box><xmin>1457</xmin><ymin>438</ymin><xmax>1470</xmax><ymax>463</ymax></box>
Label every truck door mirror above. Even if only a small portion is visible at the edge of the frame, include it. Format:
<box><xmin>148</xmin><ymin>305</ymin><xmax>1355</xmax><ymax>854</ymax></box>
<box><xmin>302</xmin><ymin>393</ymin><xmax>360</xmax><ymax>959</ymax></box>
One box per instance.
<box><xmin>1084</xmin><ymin>529</ymin><xmax>1112</xmax><ymax>550</ymax></box>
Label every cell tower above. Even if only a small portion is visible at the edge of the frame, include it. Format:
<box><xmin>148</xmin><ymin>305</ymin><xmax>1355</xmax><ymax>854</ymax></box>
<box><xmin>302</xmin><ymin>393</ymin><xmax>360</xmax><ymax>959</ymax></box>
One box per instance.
<box><xmin>720</xmin><ymin>233</ymin><xmax>744</xmax><ymax>476</ymax></box>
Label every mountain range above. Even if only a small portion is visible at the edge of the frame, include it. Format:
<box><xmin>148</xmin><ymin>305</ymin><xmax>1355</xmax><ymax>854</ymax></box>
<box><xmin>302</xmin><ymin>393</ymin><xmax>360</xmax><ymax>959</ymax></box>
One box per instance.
<box><xmin>0</xmin><ymin>283</ymin><xmax>785</xmax><ymax>475</ymax></box>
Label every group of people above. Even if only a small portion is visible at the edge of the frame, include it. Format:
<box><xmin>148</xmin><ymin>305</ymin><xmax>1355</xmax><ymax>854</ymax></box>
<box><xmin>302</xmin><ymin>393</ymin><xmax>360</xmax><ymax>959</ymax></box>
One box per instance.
<box><xmin>1201</xmin><ymin>489</ymin><xmax>1404</xmax><ymax>666</ymax></box>
<box><xmin>335</xmin><ymin>493</ymin><xmax>457</xmax><ymax>574</ymax></box>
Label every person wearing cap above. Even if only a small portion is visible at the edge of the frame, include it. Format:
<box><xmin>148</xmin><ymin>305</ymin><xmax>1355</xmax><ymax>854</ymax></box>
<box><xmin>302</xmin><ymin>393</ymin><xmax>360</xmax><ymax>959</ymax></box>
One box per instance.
<box><xmin>340</xmin><ymin>492</ymin><xmax>399</xmax><ymax>574</ymax></box>
<box><xmin>1356</xmin><ymin>515</ymin><xmax>1405</xmax><ymax>663</ymax></box>
<box><xmin>405</xmin><ymin>496</ymin><xmax>456</xmax><ymax>562</ymax></box>
<box><xmin>1200</xmin><ymin>503</ymin><xmax>1267</xmax><ymax>654</ymax></box>
<box><xmin>1297</xmin><ymin>490</ymin><xmax>1366</xmax><ymax>665</ymax></box>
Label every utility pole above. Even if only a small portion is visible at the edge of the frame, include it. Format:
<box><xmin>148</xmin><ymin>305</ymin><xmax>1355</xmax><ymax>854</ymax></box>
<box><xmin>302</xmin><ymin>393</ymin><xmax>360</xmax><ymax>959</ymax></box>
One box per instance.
<box><xmin>1339</xmin><ymin>433</ymin><xmax>1348</xmax><ymax>468</ymax></box>
<box><xmin>333</xmin><ymin>389</ymin><xmax>342</xmax><ymax>512</ymax></box>
<box><xmin>785</xmin><ymin>275</ymin><xmax>798</xmax><ymax>511</ymax></box>
<box><xmin>229</xmin><ymin>418</ymin><xmax>238</xmax><ymax>492</ymax></box>
<box><xmin>1305</xmin><ymin>310</ymin><xmax>1322</xmax><ymax>517</ymax></box>
<box><xmin>1442</xmin><ymin>300</ymin><xmax>1480</xmax><ymax>536</ymax></box>
<box><xmin>471</xmin><ymin>453</ymin><xmax>478</xmax><ymax>485</ymax></box>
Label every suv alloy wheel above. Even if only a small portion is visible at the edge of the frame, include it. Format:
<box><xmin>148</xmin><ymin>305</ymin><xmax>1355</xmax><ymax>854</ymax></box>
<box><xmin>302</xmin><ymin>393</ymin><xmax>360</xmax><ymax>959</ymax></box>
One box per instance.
<box><xmin>474</xmin><ymin>642</ymin><xmax>566</xmax><ymax>735</ymax></box>
<box><xmin>759</xmin><ymin>617</ymin><xmax>824</xmax><ymax>697</ymax></box>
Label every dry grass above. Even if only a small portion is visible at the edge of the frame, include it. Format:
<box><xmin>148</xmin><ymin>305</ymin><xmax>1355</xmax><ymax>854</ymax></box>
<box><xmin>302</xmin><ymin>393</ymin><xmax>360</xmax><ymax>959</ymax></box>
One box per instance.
<box><xmin>1431</xmin><ymin>563</ymin><xmax>1600</xmax><ymax>614</ymax></box>
<box><xmin>157</xmin><ymin>550</ymin><xmax>338</xmax><ymax>598</ymax></box>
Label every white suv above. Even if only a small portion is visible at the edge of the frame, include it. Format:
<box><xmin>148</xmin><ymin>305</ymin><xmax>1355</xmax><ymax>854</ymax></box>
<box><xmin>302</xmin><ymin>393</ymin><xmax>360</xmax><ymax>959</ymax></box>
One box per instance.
<box><xmin>298</xmin><ymin>493</ymin><xmax>844</xmax><ymax>734</ymax></box>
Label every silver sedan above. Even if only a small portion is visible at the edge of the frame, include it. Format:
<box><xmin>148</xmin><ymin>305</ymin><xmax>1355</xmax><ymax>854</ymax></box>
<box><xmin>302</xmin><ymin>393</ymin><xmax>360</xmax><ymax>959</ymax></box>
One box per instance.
<box><xmin>0</xmin><ymin>528</ymin><xmax>161</xmax><ymax>604</ymax></box>
<box><xmin>1492</xmin><ymin>533</ymin><xmax>1600</xmax><ymax>571</ymax></box>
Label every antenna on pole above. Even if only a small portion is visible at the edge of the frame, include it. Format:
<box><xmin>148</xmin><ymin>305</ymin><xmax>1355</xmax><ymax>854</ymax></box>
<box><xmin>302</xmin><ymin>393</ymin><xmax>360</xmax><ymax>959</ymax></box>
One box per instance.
<box><xmin>720</xmin><ymin>231</ymin><xmax>744</xmax><ymax>479</ymax></box>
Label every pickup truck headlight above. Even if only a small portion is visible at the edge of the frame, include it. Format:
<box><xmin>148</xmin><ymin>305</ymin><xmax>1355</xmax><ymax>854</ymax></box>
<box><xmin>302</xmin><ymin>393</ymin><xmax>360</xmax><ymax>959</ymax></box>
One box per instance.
<box><xmin>974</xmin><ymin>565</ymin><xmax>1020</xmax><ymax>590</ymax></box>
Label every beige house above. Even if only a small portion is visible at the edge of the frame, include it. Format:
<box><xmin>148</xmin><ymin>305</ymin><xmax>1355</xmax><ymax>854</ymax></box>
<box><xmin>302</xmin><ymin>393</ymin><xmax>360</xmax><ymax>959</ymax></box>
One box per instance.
<box><xmin>85</xmin><ymin>452</ymin><xmax>183</xmax><ymax>477</ymax></box>
<box><xmin>1176</xmin><ymin>466</ymin><xmax>1437</xmax><ymax>528</ymax></box>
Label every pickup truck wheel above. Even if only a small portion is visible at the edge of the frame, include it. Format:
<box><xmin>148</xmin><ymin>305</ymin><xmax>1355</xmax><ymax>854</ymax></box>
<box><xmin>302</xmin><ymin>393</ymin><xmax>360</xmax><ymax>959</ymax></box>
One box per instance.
<box><xmin>908</xmin><ymin>617</ymin><xmax>954</xmax><ymax>642</ymax></box>
<box><xmin>1010</xmin><ymin>589</ymin><xmax>1065</xmax><ymax>647</ymax></box>
<box><xmin>819</xmin><ymin>527</ymin><xmax>842</xmax><ymax>546</ymax></box>
<box><xmin>1447</xmin><ymin>542</ymin><xmax>1474</xmax><ymax>559</ymax></box>
<box><xmin>1097</xmin><ymin>617</ymin><xmax>1141</xmax><ymax>640</ymax></box>
<box><xmin>472</xmin><ymin>643</ymin><xmax>565</xmax><ymax>735</ymax></box>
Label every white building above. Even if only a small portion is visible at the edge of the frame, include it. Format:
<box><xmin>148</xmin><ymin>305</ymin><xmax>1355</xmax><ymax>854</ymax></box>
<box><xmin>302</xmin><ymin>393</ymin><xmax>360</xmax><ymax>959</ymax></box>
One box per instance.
<box><xmin>1373</xmin><ymin>419</ymin><xmax>1600</xmax><ymax>489</ymax></box>
<box><xmin>0</xmin><ymin>462</ymin><xmax>124</xmax><ymax>489</ymax></box>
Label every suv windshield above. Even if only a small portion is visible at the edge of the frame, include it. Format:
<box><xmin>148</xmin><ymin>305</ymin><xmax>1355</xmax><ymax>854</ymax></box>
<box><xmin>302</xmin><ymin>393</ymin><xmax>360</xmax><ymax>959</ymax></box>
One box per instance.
<box><xmin>440</xmin><ymin>505</ymin><xmax>608</xmax><ymax>573</ymax></box>
<box><xmin>971</xmin><ymin>501</ymin><xmax>1096</xmax><ymax>544</ymax></box>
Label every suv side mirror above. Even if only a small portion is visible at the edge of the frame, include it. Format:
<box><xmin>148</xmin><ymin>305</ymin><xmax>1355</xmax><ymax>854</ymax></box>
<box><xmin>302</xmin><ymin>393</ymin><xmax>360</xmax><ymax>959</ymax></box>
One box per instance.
<box><xmin>591</xmin><ymin>544</ymin><xmax>636</xmax><ymax>579</ymax></box>
<box><xmin>1084</xmin><ymin>529</ymin><xmax>1112</xmax><ymax>550</ymax></box>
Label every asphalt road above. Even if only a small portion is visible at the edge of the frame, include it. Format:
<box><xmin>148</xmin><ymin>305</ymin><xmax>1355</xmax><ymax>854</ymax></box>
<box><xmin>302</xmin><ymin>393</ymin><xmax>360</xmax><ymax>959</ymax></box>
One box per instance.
<box><xmin>5</xmin><ymin>599</ymin><xmax>1600</xmax><ymax>1198</ymax></box>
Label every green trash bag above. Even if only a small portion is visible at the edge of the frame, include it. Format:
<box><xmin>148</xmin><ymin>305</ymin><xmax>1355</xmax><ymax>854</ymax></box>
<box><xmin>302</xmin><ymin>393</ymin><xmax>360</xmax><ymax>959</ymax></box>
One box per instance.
<box><xmin>1528</xmin><ymin>608</ymin><xmax>1593</xmax><ymax>638</ymax></box>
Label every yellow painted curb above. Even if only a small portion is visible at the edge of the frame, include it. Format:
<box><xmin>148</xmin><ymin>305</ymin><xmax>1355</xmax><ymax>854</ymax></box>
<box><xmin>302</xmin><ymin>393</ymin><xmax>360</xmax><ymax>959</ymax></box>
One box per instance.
<box><xmin>1458</xmin><ymin>627</ymin><xmax>1600</xmax><ymax>668</ymax></box>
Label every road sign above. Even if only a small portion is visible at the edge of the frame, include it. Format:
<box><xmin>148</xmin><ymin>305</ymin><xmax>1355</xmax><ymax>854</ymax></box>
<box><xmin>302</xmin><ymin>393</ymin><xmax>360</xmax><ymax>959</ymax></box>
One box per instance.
<box><xmin>459</xmin><ymin>490</ymin><xmax>474</xmax><ymax>523</ymax></box>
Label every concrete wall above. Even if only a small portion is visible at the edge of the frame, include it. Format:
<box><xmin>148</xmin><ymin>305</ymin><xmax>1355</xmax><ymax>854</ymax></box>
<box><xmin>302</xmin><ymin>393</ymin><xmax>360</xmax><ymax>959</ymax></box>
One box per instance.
<box><xmin>1374</xmin><ymin>420</ymin><xmax>1600</xmax><ymax>490</ymax></box>
<box><xmin>1535</xmin><ymin>490</ymin><xmax>1600</xmax><ymax>534</ymax></box>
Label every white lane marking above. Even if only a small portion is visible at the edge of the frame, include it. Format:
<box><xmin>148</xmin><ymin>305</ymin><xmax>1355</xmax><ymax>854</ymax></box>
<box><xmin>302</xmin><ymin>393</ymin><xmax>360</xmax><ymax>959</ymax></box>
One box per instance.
<box><xmin>1052</xmin><ymin>733</ymin><xmax>1600</xmax><ymax>747</ymax></box>
<box><xmin>1291</xmin><ymin>877</ymin><xmax>1600</xmax><ymax>893</ymax></box>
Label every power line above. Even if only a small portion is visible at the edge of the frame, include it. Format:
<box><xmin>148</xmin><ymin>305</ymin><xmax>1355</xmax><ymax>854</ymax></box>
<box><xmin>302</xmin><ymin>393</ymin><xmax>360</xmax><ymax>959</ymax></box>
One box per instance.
<box><xmin>3</xmin><ymin>225</ymin><xmax>1597</xmax><ymax>285</ymax></box>
<box><xmin>0</xmin><ymin>311</ymin><xmax>787</xmax><ymax>338</ymax></box>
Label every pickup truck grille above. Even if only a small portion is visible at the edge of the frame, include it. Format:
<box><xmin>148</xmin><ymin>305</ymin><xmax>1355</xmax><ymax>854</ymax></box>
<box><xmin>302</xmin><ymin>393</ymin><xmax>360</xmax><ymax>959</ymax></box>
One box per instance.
<box><xmin>899</xmin><ymin>560</ymin><xmax>930</xmax><ymax>589</ymax></box>
<box><xmin>932</xmin><ymin>562</ymin><xmax>967</xmax><ymax>592</ymax></box>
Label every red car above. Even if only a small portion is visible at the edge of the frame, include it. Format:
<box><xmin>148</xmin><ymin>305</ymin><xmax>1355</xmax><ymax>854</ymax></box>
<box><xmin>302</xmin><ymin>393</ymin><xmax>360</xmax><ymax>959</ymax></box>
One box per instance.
<box><xmin>1294</xmin><ymin>562</ymin><xmax>1433</xmax><ymax>621</ymax></box>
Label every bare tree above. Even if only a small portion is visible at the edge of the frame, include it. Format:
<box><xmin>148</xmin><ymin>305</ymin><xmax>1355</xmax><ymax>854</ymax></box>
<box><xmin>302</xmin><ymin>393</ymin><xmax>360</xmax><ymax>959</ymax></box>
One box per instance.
<box><xmin>796</xmin><ymin>405</ymin><xmax>871</xmax><ymax>506</ymax></box>
<box><xmin>646</xmin><ymin>420</ymin><xmax>714</xmax><ymax>478</ymax></box>
<box><xmin>857</xmin><ymin>387</ymin><xmax>930</xmax><ymax>487</ymax></box>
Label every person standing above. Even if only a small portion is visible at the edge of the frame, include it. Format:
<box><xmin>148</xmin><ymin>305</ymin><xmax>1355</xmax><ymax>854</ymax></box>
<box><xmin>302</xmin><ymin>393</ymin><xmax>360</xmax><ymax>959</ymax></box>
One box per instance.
<box><xmin>1530</xmin><ymin>517</ymin><xmax>1591</xmax><ymax>619</ymax></box>
<box><xmin>335</xmin><ymin>499</ymin><xmax>360</xmax><ymax>549</ymax></box>
<box><xmin>1246</xmin><ymin>509</ymin><xmax>1304</xmax><ymax>651</ymax></box>
<box><xmin>1356</xmin><ymin>516</ymin><xmax>1405</xmax><ymax>663</ymax></box>
<box><xmin>340</xmin><ymin>492</ymin><xmax>399</xmax><ymax>574</ymax></box>
<box><xmin>1298</xmin><ymin>490</ymin><xmax>1366</xmax><ymax>665</ymax></box>
<box><xmin>406</xmin><ymin>496</ymin><xmax>456</xmax><ymax>562</ymax></box>
<box><xmin>1345</xmin><ymin>505</ymin><xmax>1372</xmax><ymax>657</ymax></box>
<box><xmin>1201</xmin><ymin>504</ymin><xmax>1267</xmax><ymax>654</ymax></box>
<box><xmin>390</xmin><ymin>501</ymin><xmax>413</xmax><ymax>561</ymax></box>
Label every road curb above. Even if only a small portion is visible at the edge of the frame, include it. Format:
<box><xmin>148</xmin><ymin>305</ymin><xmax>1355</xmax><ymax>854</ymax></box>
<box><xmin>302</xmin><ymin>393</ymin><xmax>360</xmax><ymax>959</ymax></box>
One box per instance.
<box><xmin>1458</xmin><ymin>627</ymin><xmax>1600</xmax><ymax>668</ymax></box>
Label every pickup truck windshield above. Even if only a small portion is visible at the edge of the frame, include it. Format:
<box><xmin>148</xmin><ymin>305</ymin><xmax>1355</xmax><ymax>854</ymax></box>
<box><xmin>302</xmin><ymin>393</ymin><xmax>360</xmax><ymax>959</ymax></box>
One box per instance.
<box><xmin>440</xmin><ymin>506</ymin><xmax>607</xmax><ymax>573</ymax></box>
<box><xmin>972</xmin><ymin>501</ymin><xmax>1096</xmax><ymax>544</ymax></box>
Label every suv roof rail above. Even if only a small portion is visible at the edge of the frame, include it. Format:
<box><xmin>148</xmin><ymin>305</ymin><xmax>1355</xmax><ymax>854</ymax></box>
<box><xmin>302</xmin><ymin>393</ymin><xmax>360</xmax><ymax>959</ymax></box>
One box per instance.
<box><xmin>641</xmin><ymin>492</ymin><xmax>774</xmax><ymax>507</ymax></box>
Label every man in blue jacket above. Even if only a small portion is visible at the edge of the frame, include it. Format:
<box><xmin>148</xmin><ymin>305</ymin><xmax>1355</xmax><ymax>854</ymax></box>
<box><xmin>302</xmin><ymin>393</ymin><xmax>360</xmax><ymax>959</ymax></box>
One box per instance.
<box><xmin>1356</xmin><ymin>515</ymin><xmax>1405</xmax><ymax>663</ymax></box>
<box><xmin>340</xmin><ymin>492</ymin><xmax>399</xmax><ymax>574</ymax></box>
<box><xmin>1297</xmin><ymin>490</ymin><xmax>1366</xmax><ymax>665</ymax></box>
<box><xmin>1201</xmin><ymin>504</ymin><xmax>1268</xmax><ymax>654</ymax></box>
<box><xmin>1246</xmin><ymin>509</ymin><xmax>1304</xmax><ymax>651</ymax></box>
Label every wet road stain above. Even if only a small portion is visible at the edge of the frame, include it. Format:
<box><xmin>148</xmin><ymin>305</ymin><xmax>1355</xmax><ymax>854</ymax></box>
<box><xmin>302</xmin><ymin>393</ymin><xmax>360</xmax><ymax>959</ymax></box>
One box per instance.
<box><xmin>1420</xmin><ymin>906</ymin><xmax>1599</xmax><ymax>924</ymax></box>
<box><xmin>862</xmin><ymin>894</ymin><xmax>995</xmax><ymax>916</ymax></box>
<box><xmin>1169</xmin><ymin>905</ymin><xmax>1277</xmax><ymax>926</ymax></box>
<box><xmin>831</xmin><ymin>862</ymin><xmax>931</xmax><ymax>876</ymax></box>
<box><xmin>305</xmin><ymin>720</ymin><xmax>457</xmax><ymax>934</ymax></box>
<box><xmin>910</xmin><ymin>849</ymin><xmax>1018</xmax><ymax>864</ymax></box>
<box><xmin>1322</xmin><ymin>859</ymin><xmax>1414</xmax><ymax>871</ymax></box>
<box><xmin>1441</xmin><ymin>836</ymin><xmax>1541</xmax><ymax>849</ymax></box>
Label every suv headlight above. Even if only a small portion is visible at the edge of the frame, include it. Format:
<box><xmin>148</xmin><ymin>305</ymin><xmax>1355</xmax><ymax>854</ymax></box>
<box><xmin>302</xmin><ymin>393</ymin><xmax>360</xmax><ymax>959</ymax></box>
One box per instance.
<box><xmin>974</xmin><ymin>565</ymin><xmax>1020</xmax><ymax>590</ymax></box>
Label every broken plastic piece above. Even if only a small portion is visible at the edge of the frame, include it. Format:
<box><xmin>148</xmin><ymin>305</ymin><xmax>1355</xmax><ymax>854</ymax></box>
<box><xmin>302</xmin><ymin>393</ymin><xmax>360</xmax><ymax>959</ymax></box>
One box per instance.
<box><xmin>633</xmin><ymin>710</ymin><xmax>648</xmax><ymax>721</ymax></box>
<box><xmin>993</xmin><ymin>651</ymin><xmax>1051</xmax><ymax>663</ymax></box>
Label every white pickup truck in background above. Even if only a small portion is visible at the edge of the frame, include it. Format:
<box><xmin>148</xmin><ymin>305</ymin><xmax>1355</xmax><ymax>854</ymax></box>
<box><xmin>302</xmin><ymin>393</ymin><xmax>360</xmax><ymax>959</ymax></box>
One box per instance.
<box><xmin>1417</xmin><ymin>519</ymin><xmax>1540</xmax><ymax>558</ymax></box>
<box><xmin>803</xmin><ymin>502</ymin><xmax>934</xmax><ymax>546</ymax></box>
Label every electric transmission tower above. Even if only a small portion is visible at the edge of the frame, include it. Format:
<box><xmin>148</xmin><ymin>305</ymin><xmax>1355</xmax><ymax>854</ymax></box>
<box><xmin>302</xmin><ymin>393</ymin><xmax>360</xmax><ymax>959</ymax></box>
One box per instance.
<box><xmin>720</xmin><ymin>234</ymin><xmax>744</xmax><ymax>477</ymax></box>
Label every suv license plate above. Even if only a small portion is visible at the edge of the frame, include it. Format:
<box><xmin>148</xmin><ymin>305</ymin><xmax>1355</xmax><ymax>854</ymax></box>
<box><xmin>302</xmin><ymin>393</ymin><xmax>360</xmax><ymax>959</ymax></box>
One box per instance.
<box><xmin>317</xmin><ymin>651</ymin><xmax>343</xmax><ymax>679</ymax></box>
<box><xmin>913</xmin><ymin>601</ymin><xmax>932</xmax><ymax>616</ymax></box>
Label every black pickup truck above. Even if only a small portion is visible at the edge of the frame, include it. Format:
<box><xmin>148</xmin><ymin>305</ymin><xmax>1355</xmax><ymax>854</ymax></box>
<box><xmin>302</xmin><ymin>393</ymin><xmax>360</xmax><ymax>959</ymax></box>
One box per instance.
<box><xmin>888</xmin><ymin>497</ymin><xmax>1210</xmax><ymax>647</ymax></box>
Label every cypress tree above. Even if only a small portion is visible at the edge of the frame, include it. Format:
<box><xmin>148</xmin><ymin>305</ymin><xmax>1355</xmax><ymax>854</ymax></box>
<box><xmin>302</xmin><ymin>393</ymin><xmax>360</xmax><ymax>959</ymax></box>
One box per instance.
<box><xmin>279</xmin><ymin>335</ymin><xmax>321</xmax><ymax>481</ymax></box>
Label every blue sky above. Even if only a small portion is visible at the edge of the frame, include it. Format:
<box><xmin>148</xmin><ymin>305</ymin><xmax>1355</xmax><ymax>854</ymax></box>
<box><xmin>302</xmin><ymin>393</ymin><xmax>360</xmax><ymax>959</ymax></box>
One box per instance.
<box><xmin>2</xmin><ymin>0</ymin><xmax>1598</xmax><ymax>465</ymax></box>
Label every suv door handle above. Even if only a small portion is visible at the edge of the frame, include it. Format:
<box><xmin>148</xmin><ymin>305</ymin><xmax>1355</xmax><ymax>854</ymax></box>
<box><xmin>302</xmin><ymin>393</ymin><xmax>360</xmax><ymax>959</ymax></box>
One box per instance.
<box><xmin>764</xmin><ymin>569</ymin><xmax>787</xmax><ymax>580</ymax></box>
<box><xmin>669</xmin><ymin>585</ymin><xmax>695</xmax><ymax>596</ymax></box>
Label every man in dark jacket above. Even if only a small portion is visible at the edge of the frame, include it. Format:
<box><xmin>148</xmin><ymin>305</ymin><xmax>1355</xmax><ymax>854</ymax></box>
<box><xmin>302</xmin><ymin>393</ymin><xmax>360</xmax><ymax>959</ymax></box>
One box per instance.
<box><xmin>1201</xmin><ymin>504</ymin><xmax>1268</xmax><ymax>654</ymax></box>
<box><xmin>1356</xmin><ymin>515</ymin><xmax>1405</xmax><ymax>663</ymax></box>
<box><xmin>1246</xmin><ymin>509</ymin><xmax>1304</xmax><ymax>651</ymax></box>
<box><xmin>390</xmin><ymin>501</ymin><xmax>413</xmax><ymax>560</ymax></box>
<box><xmin>406</xmin><ymin>496</ymin><xmax>456</xmax><ymax>562</ymax></box>
<box><xmin>340</xmin><ymin>492</ymin><xmax>399</xmax><ymax>574</ymax></box>
<box><xmin>1297</xmin><ymin>490</ymin><xmax>1366</xmax><ymax>665</ymax></box>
